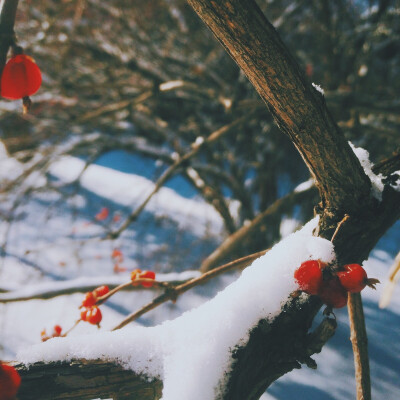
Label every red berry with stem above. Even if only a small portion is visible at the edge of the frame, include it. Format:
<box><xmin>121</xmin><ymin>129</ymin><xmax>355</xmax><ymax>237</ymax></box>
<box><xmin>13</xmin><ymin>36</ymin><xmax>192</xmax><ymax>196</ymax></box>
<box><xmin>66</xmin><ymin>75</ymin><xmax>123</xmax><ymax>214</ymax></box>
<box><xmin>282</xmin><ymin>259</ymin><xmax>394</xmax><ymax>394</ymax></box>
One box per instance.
<box><xmin>1</xmin><ymin>54</ymin><xmax>42</xmax><ymax>100</ymax></box>
<box><xmin>85</xmin><ymin>306</ymin><xmax>102</xmax><ymax>325</ymax></box>
<box><xmin>80</xmin><ymin>308</ymin><xmax>88</xmax><ymax>322</ymax></box>
<box><xmin>294</xmin><ymin>260</ymin><xmax>325</xmax><ymax>295</ymax></box>
<box><xmin>0</xmin><ymin>363</ymin><xmax>21</xmax><ymax>400</ymax></box>
<box><xmin>93</xmin><ymin>285</ymin><xmax>109</xmax><ymax>298</ymax></box>
<box><xmin>318</xmin><ymin>277</ymin><xmax>348</xmax><ymax>308</ymax></box>
<box><xmin>81</xmin><ymin>291</ymin><xmax>97</xmax><ymax>308</ymax></box>
<box><xmin>53</xmin><ymin>325</ymin><xmax>62</xmax><ymax>336</ymax></box>
<box><xmin>140</xmin><ymin>270</ymin><xmax>156</xmax><ymax>288</ymax></box>
<box><xmin>337</xmin><ymin>264</ymin><xmax>379</xmax><ymax>293</ymax></box>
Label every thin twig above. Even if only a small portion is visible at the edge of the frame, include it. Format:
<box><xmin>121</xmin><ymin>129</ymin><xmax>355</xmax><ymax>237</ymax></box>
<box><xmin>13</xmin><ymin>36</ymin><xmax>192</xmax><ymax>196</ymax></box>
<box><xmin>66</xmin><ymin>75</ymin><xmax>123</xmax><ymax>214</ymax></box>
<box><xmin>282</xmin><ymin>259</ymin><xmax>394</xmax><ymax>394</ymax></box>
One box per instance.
<box><xmin>348</xmin><ymin>293</ymin><xmax>371</xmax><ymax>400</ymax></box>
<box><xmin>112</xmin><ymin>249</ymin><xmax>268</xmax><ymax>330</ymax></box>
<box><xmin>331</xmin><ymin>215</ymin><xmax>371</xmax><ymax>400</ymax></box>
<box><xmin>330</xmin><ymin>214</ymin><xmax>349</xmax><ymax>243</ymax></box>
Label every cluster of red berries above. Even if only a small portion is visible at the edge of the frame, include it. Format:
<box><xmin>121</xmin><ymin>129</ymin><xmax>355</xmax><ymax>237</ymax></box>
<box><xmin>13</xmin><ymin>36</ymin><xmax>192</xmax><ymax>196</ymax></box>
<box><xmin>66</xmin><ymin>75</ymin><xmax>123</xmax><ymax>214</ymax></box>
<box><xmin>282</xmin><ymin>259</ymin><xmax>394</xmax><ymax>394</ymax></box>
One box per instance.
<box><xmin>294</xmin><ymin>260</ymin><xmax>379</xmax><ymax>308</ymax></box>
<box><xmin>1</xmin><ymin>54</ymin><xmax>42</xmax><ymax>100</ymax></box>
<box><xmin>0</xmin><ymin>362</ymin><xmax>21</xmax><ymax>400</ymax></box>
<box><xmin>41</xmin><ymin>324</ymin><xmax>63</xmax><ymax>342</ymax></box>
<box><xmin>80</xmin><ymin>285</ymin><xmax>110</xmax><ymax>325</ymax></box>
<box><xmin>131</xmin><ymin>269</ymin><xmax>156</xmax><ymax>288</ymax></box>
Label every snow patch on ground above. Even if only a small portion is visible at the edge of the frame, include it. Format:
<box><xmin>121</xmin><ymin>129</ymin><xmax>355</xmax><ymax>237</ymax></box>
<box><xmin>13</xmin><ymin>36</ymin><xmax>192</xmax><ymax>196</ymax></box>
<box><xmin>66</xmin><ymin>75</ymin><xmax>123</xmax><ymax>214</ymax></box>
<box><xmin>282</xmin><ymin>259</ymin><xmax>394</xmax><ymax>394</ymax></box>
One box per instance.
<box><xmin>49</xmin><ymin>155</ymin><xmax>224</xmax><ymax>237</ymax></box>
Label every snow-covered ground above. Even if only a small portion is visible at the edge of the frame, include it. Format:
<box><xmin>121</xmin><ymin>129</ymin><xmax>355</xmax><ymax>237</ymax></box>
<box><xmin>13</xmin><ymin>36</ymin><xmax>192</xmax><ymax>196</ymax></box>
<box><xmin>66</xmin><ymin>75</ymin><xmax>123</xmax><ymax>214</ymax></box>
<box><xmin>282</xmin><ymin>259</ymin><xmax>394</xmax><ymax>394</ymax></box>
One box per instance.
<box><xmin>0</xmin><ymin>151</ymin><xmax>399</xmax><ymax>399</ymax></box>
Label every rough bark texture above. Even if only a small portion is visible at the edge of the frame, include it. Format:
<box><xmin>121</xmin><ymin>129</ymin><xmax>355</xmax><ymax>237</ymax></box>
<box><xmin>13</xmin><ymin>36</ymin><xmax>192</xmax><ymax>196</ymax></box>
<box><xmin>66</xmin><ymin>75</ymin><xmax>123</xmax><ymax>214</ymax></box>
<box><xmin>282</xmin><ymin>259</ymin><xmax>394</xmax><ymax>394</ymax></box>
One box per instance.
<box><xmin>186</xmin><ymin>0</ymin><xmax>372</xmax><ymax>216</ymax></box>
<box><xmin>10</xmin><ymin>1</ymin><xmax>400</xmax><ymax>399</ymax></box>
<box><xmin>14</xmin><ymin>359</ymin><xmax>162</xmax><ymax>400</ymax></box>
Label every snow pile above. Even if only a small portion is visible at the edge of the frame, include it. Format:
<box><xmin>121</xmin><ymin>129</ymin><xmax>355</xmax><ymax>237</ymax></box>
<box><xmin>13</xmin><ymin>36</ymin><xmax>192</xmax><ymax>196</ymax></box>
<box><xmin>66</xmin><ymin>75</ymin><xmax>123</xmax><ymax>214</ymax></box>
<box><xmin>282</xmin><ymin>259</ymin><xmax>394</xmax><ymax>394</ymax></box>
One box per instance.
<box><xmin>18</xmin><ymin>218</ymin><xmax>335</xmax><ymax>400</ymax></box>
<box><xmin>349</xmin><ymin>142</ymin><xmax>384</xmax><ymax>200</ymax></box>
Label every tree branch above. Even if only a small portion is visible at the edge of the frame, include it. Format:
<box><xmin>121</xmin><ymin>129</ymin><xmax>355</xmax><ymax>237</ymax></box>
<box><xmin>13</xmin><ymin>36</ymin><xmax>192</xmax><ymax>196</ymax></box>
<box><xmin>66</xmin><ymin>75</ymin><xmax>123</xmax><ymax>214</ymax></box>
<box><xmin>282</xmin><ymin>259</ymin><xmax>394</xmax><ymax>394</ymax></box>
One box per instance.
<box><xmin>186</xmin><ymin>0</ymin><xmax>372</xmax><ymax>216</ymax></box>
<box><xmin>14</xmin><ymin>359</ymin><xmax>162</xmax><ymax>400</ymax></box>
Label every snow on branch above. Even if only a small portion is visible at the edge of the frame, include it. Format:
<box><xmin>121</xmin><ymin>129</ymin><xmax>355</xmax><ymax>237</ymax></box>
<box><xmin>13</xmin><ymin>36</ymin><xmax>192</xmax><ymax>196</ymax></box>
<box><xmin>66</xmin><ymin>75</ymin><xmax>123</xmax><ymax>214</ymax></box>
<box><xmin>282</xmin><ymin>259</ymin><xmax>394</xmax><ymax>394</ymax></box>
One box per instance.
<box><xmin>18</xmin><ymin>219</ymin><xmax>335</xmax><ymax>400</ymax></box>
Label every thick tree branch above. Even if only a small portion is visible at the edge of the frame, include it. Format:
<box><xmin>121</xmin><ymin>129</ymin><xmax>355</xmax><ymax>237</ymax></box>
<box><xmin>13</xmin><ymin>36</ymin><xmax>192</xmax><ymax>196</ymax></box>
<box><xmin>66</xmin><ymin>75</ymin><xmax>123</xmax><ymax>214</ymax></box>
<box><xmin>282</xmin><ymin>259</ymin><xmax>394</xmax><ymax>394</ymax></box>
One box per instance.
<box><xmin>14</xmin><ymin>359</ymin><xmax>162</xmax><ymax>400</ymax></box>
<box><xmin>186</xmin><ymin>0</ymin><xmax>372</xmax><ymax>216</ymax></box>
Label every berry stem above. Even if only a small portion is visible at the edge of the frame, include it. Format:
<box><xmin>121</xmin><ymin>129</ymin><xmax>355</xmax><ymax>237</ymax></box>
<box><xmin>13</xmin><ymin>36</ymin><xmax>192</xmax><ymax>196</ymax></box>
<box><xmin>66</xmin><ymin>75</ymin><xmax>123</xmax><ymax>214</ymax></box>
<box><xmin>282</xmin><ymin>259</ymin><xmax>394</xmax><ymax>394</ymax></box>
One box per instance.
<box><xmin>347</xmin><ymin>292</ymin><xmax>371</xmax><ymax>400</ymax></box>
<box><xmin>62</xmin><ymin>319</ymin><xmax>81</xmax><ymax>337</ymax></box>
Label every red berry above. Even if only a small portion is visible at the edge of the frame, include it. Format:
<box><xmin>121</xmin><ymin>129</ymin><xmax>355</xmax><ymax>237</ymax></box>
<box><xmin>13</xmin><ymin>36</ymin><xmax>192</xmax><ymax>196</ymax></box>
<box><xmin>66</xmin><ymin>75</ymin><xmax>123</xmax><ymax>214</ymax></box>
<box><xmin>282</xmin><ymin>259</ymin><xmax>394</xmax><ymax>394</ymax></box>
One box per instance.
<box><xmin>1</xmin><ymin>54</ymin><xmax>42</xmax><ymax>100</ymax></box>
<box><xmin>131</xmin><ymin>269</ymin><xmax>142</xmax><ymax>286</ymax></box>
<box><xmin>85</xmin><ymin>306</ymin><xmax>102</xmax><ymax>325</ymax></box>
<box><xmin>81</xmin><ymin>292</ymin><xmax>97</xmax><ymax>308</ymax></box>
<box><xmin>93</xmin><ymin>285</ymin><xmax>109</xmax><ymax>298</ymax></box>
<box><xmin>318</xmin><ymin>277</ymin><xmax>348</xmax><ymax>308</ymax></box>
<box><xmin>95</xmin><ymin>207</ymin><xmax>109</xmax><ymax>221</ymax></box>
<box><xmin>80</xmin><ymin>308</ymin><xmax>88</xmax><ymax>322</ymax></box>
<box><xmin>139</xmin><ymin>270</ymin><xmax>156</xmax><ymax>288</ymax></box>
<box><xmin>0</xmin><ymin>363</ymin><xmax>21</xmax><ymax>400</ymax></box>
<box><xmin>53</xmin><ymin>325</ymin><xmax>62</xmax><ymax>336</ymax></box>
<box><xmin>337</xmin><ymin>264</ymin><xmax>368</xmax><ymax>293</ymax></box>
<box><xmin>294</xmin><ymin>260</ymin><xmax>324</xmax><ymax>295</ymax></box>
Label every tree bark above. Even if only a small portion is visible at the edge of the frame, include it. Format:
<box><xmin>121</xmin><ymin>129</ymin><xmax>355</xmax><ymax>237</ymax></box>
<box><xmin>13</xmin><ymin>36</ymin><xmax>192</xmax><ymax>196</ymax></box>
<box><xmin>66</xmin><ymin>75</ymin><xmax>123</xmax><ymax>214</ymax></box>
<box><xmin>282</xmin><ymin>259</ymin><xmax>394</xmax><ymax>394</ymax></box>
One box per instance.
<box><xmin>14</xmin><ymin>359</ymin><xmax>162</xmax><ymax>400</ymax></box>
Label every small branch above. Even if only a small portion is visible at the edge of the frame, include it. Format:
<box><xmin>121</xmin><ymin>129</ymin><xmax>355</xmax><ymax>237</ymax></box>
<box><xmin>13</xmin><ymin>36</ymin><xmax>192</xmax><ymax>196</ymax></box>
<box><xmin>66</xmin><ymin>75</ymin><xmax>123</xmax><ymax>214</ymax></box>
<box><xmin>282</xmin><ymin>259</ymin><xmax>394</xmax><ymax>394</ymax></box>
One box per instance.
<box><xmin>200</xmin><ymin>185</ymin><xmax>317</xmax><ymax>272</ymax></box>
<box><xmin>330</xmin><ymin>214</ymin><xmax>349</xmax><ymax>243</ymax></box>
<box><xmin>0</xmin><ymin>273</ymin><xmax>198</xmax><ymax>303</ymax></box>
<box><xmin>112</xmin><ymin>249</ymin><xmax>267</xmax><ymax>330</ymax></box>
<box><xmin>348</xmin><ymin>292</ymin><xmax>371</xmax><ymax>400</ymax></box>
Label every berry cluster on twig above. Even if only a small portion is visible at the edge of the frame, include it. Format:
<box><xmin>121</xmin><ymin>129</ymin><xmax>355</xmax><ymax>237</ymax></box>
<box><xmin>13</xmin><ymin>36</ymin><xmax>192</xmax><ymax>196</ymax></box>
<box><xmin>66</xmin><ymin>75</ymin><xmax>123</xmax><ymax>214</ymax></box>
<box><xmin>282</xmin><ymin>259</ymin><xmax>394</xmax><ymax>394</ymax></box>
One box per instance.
<box><xmin>294</xmin><ymin>260</ymin><xmax>379</xmax><ymax>311</ymax></box>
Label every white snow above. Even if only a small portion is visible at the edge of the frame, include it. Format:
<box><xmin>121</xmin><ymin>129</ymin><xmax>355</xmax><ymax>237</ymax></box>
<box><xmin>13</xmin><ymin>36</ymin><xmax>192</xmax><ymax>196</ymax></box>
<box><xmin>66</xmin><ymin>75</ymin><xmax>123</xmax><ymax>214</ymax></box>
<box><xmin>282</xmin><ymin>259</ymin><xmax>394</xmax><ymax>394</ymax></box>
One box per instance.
<box><xmin>389</xmin><ymin>170</ymin><xmax>400</xmax><ymax>192</ymax></box>
<box><xmin>312</xmin><ymin>83</ymin><xmax>324</xmax><ymax>95</ymax></box>
<box><xmin>294</xmin><ymin>178</ymin><xmax>314</xmax><ymax>193</ymax></box>
<box><xmin>349</xmin><ymin>142</ymin><xmax>385</xmax><ymax>200</ymax></box>
<box><xmin>18</xmin><ymin>218</ymin><xmax>335</xmax><ymax>400</ymax></box>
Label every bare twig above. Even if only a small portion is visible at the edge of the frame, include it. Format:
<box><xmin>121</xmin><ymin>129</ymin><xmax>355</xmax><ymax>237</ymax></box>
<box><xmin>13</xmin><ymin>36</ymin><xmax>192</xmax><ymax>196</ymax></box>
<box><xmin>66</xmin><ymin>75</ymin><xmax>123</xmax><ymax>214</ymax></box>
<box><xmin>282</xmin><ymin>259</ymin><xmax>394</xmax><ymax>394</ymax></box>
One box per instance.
<box><xmin>348</xmin><ymin>292</ymin><xmax>371</xmax><ymax>400</ymax></box>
